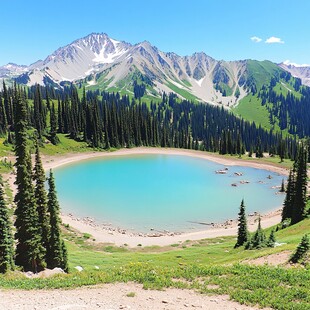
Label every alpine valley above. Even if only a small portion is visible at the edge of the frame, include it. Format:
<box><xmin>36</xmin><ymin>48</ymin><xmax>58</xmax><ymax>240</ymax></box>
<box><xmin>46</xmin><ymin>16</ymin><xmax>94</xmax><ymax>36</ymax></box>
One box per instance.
<box><xmin>1</xmin><ymin>32</ymin><xmax>310</xmax><ymax>108</ymax></box>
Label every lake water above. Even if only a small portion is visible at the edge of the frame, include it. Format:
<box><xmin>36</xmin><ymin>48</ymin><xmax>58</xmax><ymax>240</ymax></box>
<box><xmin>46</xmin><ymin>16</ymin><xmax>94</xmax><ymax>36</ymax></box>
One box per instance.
<box><xmin>54</xmin><ymin>154</ymin><xmax>285</xmax><ymax>233</ymax></box>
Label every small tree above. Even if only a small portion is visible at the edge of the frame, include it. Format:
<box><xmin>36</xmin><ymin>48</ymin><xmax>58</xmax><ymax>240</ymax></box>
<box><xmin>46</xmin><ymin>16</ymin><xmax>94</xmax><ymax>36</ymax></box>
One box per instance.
<box><xmin>234</xmin><ymin>199</ymin><xmax>249</xmax><ymax>248</ymax></box>
<box><xmin>0</xmin><ymin>179</ymin><xmax>14</xmax><ymax>273</ymax></box>
<box><xmin>245</xmin><ymin>217</ymin><xmax>266</xmax><ymax>249</ymax></box>
<box><xmin>267</xmin><ymin>229</ymin><xmax>276</xmax><ymax>248</ymax></box>
<box><xmin>290</xmin><ymin>234</ymin><xmax>310</xmax><ymax>264</ymax></box>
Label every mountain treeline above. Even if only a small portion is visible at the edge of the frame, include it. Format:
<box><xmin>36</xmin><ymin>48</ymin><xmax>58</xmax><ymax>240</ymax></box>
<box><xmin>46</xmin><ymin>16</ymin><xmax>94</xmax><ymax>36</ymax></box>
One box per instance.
<box><xmin>0</xmin><ymin>82</ymin><xmax>299</xmax><ymax>160</ymax></box>
<box><xmin>257</xmin><ymin>74</ymin><xmax>310</xmax><ymax>137</ymax></box>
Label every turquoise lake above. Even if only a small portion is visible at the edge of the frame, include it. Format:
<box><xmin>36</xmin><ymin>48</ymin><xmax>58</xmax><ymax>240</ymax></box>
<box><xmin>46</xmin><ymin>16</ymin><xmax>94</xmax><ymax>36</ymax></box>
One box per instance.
<box><xmin>54</xmin><ymin>154</ymin><xmax>285</xmax><ymax>233</ymax></box>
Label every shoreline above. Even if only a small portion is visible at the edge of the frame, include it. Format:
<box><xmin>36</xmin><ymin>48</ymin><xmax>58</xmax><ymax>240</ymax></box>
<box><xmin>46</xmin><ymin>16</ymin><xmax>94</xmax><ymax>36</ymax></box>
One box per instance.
<box><xmin>4</xmin><ymin>147</ymin><xmax>287</xmax><ymax>247</ymax></box>
<box><xmin>42</xmin><ymin>147</ymin><xmax>289</xmax><ymax>176</ymax></box>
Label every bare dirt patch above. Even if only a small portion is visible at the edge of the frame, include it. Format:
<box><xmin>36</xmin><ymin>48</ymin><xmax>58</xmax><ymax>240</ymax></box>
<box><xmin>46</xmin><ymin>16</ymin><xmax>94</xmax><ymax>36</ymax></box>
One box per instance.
<box><xmin>244</xmin><ymin>251</ymin><xmax>291</xmax><ymax>266</ymax></box>
<box><xmin>0</xmin><ymin>282</ymin><xmax>269</xmax><ymax>310</ymax></box>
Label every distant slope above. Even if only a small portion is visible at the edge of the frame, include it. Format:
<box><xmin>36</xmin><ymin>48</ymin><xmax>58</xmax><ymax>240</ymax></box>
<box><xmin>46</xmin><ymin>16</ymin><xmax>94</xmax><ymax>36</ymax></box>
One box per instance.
<box><xmin>279</xmin><ymin>61</ymin><xmax>310</xmax><ymax>87</ymax></box>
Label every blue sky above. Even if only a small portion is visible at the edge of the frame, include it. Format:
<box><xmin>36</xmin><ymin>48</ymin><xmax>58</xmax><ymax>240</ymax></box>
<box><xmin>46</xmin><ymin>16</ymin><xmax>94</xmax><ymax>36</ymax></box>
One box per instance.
<box><xmin>1</xmin><ymin>0</ymin><xmax>309</xmax><ymax>66</ymax></box>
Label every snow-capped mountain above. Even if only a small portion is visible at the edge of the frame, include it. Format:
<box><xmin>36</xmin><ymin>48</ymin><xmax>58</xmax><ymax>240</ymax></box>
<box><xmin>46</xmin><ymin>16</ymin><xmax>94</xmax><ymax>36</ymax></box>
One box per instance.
<box><xmin>279</xmin><ymin>61</ymin><xmax>310</xmax><ymax>87</ymax></box>
<box><xmin>0</xmin><ymin>63</ymin><xmax>28</xmax><ymax>78</ymax></box>
<box><xmin>1</xmin><ymin>33</ymin><xmax>308</xmax><ymax>104</ymax></box>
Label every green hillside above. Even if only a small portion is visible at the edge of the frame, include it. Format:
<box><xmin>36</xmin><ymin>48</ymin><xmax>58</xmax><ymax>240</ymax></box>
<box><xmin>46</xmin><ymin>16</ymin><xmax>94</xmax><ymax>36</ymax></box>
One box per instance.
<box><xmin>0</xmin><ymin>211</ymin><xmax>309</xmax><ymax>309</ymax></box>
<box><xmin>233</xmin><ymin>62</ymin><xmax>307</xmax><ymax>134</ymax></box>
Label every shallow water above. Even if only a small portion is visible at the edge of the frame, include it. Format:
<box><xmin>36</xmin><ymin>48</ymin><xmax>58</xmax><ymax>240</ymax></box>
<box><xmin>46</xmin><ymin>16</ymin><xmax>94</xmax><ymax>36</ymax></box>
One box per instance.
<box><xmin>54</xmin><ymin>154</ymin><xmax>285</xmax><ymax>233</ymax></box>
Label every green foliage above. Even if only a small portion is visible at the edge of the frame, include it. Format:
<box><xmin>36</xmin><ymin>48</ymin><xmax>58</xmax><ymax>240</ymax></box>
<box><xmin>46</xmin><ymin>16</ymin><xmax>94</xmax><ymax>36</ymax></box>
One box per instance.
<box><xmin>282</xmin><ymin>144</ymin><xmax>308</xmax><ymax>225</ymax></box>
<box><xmin>244</xmin><ymin>60</ymin><xmax>283</xmax><ymax>91</ymax></box>
<box><xmin>234</xmin><ymin>199</ymin><xmax>249</xmax><ymax>248</ymax></box>
<box><xmin>47</xmin><ymin>170</ymin><xmax>68</xmax><ymax>271</ymax></box>
<box><xmin>290</xmin><ymin>234</ymin><xmax>310</xmax><ymax>264</ymax></box>
<box><xmin>165</xmin><ymin>81</ymin><xmax>199</xmax><ymax>102</ymax></box>
<box><xmin>0</xmin><ymin>180</ymin><xmax>14</xmax><ymax>273</ymax></box>
<box><xmin>33</xmin><ymin>145</ymin><xmax>50</xmax><ymax>252</ymax></box>
<box><xmin>233</xmin><ymin>94</ymin><xmax>273</xmax><ymax>130</ymax></box>
<box><xmin>245</xmin><ymin>217</ymin><xmax>267</xmax><ymax>250</ymax></box>
<box><xmin>13</xmin><ymin>88</ymin><xmax>46</xmax><ymax>272</ymax></box>
<box><xmin>0</xmin><ymin>218</ymin><xmax>309</xmax><ymax>308</ymax></box>
<box><xmin>267</xmin><ymin>229</ymin><xmax>276</xmax><ymax>248</ymax></box>
<box><xmin>49</xmin><ymin>101</ymin><xmax>59</xmax><ymax>145</ymax></box>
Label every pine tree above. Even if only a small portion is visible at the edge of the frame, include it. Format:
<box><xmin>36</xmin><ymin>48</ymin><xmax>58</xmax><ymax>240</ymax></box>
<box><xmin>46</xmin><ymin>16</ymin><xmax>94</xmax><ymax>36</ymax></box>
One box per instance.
<box><xmin>245</xmin><ymin>217</ymin><xmax>266</xmax><ymax>249</ymax></box>
<box><xmin>0</xmin><ymin>178</ymin><xmax>14</xmax><ymax>273</ymax></box>
<box><xmin>49</xmin><ymin>101</ymin><xmax>59</xmax><ymax>145</ymax></box>
<box><xmin>0</xmin><ymin>95</ymin><xmax>8</xmax><ymax>134</ymax></box>
<box><xmin>289</xmin><ymin>234</ymin><xmax>310</xmax><ymax>263</ymax></box>
<box><xmin>234</xmin><ymin>199</ymin><xmax>249</xmax><ymax>248</ymax></box>
<box><xmin>282</xmin><ymin>169</ymin><xmax>295</xmax><ymax>222</ymax></box>
<box><xmin>291</xmin><ymin>145</ymin><xmax>308</xmax><ymax>224</ymax></box>
<box><xmin>267</xmin><ymin>229</ymin><xmax>276</xmax><ymax>247</ymax></box>
<box><xmin>47</xmin><ymin>170</ymin><xmax>68</xmax><ymax>271</ymax></box>
<box><xmin>33</xmin><ymin>145</ymin><xmax>50</xmax><ymax>252</ymax></box>
<box><xmin>14</xmin><ymin>87</ymin><xmax>46</xmax><ymax>272</ymax></box>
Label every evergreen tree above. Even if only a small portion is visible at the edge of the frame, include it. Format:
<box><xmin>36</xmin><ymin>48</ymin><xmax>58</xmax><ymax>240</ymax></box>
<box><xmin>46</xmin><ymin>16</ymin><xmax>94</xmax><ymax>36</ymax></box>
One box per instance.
<box><xmin>0</xmin><ymin>178</ymin><xmax>14</xmax><ymax>273</ymax></box>
<box><xmin>289</xmin><ymin>234</ymin><xmax>310</xmax><ymax>263</ymax></box>
<box><xmin>234</xmin><ymin>199</ymin><xmax>249</xmax><ymax>248</ymax></box>
<box><xmin>0</xmin><ymin>95</ymin><xmax>8</xmax><ymax>134</ymax></box>
<box><xmin>291</xmin><ymin>145</ymin><xmax>308</xmax><ymax>224</ymax></box>
<box><xmin>13</xmin><ymin>87</ymin><xmax>46</xmax><ymax>272</ymax></box>
<box><xmin>47</xmin><ymin>170</ymin><xmax>68</xmax><ymax>271</ymax></box>
<box><xmin>282</xmin><ymin>169</ymin><xmax>295</xmax><ymax>222</ymax></box>
<box><xmin>49</xmin><ymin>101</ymin><xmax>59</xmax><ymax>145</ymax></box>
<box><xmin>267</xmin><ymin>229</ymin><xmax>276</xmax><ymax>247</ymax></box>
<box><xmin>245</xmin><ymin>217</ymin><xmax>266</xmax><ymax>249</ymax></box>
<box><xmin>33</xmin><ymin>145</ymin><xmax>50</xmax><ymax>252</ymax></box>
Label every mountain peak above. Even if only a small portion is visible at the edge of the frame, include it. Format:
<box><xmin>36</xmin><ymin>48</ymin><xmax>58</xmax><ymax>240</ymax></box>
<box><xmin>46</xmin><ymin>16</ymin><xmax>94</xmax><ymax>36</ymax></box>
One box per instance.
<box><xmin>2</xmin><ymin>32</ymin><xmax>310</xmax><ymax>103</ymax></box>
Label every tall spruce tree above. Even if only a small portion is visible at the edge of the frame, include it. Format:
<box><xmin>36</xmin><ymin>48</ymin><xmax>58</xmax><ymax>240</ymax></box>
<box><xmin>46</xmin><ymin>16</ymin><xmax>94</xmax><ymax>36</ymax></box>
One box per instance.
<box><xmin>291</xmin><ymin>145</ymin><xmax>308</xmax><ymax>224</ymax></box>
<box><xmin>0</xmin><ymin>178</ymin><xmax>14</xmax><ymax>273</ymax></box>
<box><xmin>33</xmin><ymin>144</ymin><xmax>50</xmax><ymax>252</ymax></box>
<box><xmin>14</xmin><ymin>87</ymin><xmax>46</xmax><ymax>272</ymax></box>
<box><xmin>282</xmin><ymin>169</ymin><xmax>295</xmax><ymax>222</ymax></box>
<box><xmin>234</xmin><ymin>199</ymin><xmax>249</xmax><ymax>248</ymax></box>
<box><xmin>47</xmin><ymin>170</ymin><xmax>68</xmax><ymax>271</ymax></box>
<box><xmin>49</xmin><ymin>101</ymin><xmax>59</xmax><ymax>145</ymax></box>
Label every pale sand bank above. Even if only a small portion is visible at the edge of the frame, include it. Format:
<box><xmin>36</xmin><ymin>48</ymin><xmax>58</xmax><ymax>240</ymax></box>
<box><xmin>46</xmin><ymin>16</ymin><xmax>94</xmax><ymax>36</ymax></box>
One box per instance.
<box><xmin>4</xmin><ymin>147</ymin><xmax>287</xmax><ymax>247</ymax></box>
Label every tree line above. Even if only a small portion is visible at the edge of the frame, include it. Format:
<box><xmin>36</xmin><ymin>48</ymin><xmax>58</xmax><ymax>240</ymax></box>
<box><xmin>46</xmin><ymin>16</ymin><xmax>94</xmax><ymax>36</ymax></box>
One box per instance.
<box><xmin>0</xmin><ymin>82</ymin><xmax>299</xmax><ymax>161</ymax></box>
<box><xmin>258</xmin><ymin>77</ymin><xmax>310</xmax><ymax>137</ymax></box>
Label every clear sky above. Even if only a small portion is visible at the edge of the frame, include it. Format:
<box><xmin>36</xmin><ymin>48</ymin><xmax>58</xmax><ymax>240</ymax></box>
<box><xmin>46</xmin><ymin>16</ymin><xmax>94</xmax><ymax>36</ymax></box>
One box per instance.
<box><xmin>1</xmin><ymin>0</ymin><xmax>309</xmax><ymax>66</ymax></box>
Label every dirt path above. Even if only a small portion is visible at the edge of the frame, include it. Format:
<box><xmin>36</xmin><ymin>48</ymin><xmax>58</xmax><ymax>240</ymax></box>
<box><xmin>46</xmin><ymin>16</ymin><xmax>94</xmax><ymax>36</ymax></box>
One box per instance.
<box><xmin>0</xmin><ymin>283</ymin><xmax>268</xmax><ymax>310</ymax></box>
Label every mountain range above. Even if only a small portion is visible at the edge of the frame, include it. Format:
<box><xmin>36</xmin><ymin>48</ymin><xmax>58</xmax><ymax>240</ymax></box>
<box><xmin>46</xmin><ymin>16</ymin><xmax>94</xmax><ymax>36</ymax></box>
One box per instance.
<box><xmin>1</xmin><ymin>32</ymin><xmax>310</xmax><ymax>105</ymax></box>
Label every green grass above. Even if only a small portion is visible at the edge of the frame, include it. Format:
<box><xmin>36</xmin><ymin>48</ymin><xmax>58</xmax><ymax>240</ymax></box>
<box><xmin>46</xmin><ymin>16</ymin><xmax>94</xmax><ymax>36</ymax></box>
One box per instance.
<box><xmin>246</xmin><ymin>60</ymin><xmax>283</xmax><ymax>91</ymax></box>
<box><xmin>233</xmin><ymin>94</ymin><xmax>274</xmax><ymax>130</ymax></box>
<box><xmin>216</xmin><ymin>82</ymin><xmax>233</xmax><ymax>96</ymax></box>
<box><xmin>181</xmin><ymin>79</ymin><xmax>192</xmax><ymax>87</ymax></box>
<box><xmin>166</xmin><ymin>81</ymin><xmax>199</xmax><ymax>102</ymax></box>
<box><xmin>34</xmin><ymin>134</ymin><xmax>91</xmax><ymax>156</ymax></box>
<box><xmin>0</xmin><ymin>219</ymin><xmax>309</xmax><ymax>309</ymax></box>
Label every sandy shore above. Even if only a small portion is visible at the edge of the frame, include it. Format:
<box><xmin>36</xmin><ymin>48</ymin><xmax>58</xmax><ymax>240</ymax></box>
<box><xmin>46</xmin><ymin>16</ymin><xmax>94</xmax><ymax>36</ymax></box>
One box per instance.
<box><xmin>4</xmin><ymin>147</ymin><xmax>288</xmax><ymax>247</ymax></box>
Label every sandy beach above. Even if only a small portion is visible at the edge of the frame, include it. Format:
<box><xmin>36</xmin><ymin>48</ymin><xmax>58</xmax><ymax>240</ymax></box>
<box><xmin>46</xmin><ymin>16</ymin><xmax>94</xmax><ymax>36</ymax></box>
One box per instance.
<box><xmin>4</xmin><ymin>147</ymin><xmax>288</xmax><ymax>247</ymax></box>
